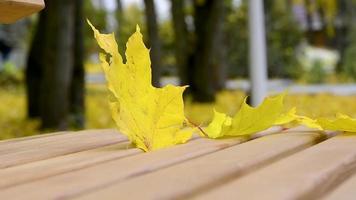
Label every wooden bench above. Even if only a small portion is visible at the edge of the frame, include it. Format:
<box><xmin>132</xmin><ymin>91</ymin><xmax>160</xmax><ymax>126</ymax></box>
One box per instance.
<box><xmin>0</xmin><ymin>127</ymin><xmax>356</xmax><ymax>199</ymax></box>
<box><xmin>0</xmin><ymin>0</ymin><xmax>44</xmax><ymax>23</ymax></box>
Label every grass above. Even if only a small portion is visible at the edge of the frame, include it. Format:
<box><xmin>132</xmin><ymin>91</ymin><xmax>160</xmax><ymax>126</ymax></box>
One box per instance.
<box><xmin>1</xmin><ymin>84</ymin><xmax>356</xmax><ymax>140</ymax></box>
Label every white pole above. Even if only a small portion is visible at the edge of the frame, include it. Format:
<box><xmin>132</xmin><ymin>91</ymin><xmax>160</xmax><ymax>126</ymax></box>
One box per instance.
<box><xmin>248</xmin><ymin>0</ymin><xmax>268</xmax><ymax>106</ymax></box>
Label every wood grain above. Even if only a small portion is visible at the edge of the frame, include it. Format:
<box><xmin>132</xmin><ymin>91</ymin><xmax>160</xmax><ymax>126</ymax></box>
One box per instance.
<box><xmin>193</xmin><ymin>133</ymin><xmax>356</xmax><ymax>200</ymax></box>
<box><xmin>0</xmin><ymin>137</ymin><xmax>246</xmax><ymax>200</ymax></box>
<box><xmin>0</xmin><ymin>129</ymin><xmax>126</xmax><ymax>169</ymax></box>
<box><xmin>0</xmin><ymin>142</ymin><xmax>141</xmax><ymax>189</ymax></box>
<box><xmin>322</xmin><ymin>167</ymin><xmax>356</xmax><ymax>200</ymax></box>
<box><xmin>74</xmin><ymin>131</ymin><xmax>325</xmax><ymax>200</ymax></box>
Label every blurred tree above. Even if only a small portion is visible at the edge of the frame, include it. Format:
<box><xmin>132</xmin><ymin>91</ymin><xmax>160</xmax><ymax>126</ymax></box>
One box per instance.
<box><xmin>115</xmin><ymin>0</ymin><xmax>126</xmax><ymax>56</ymax></box>
<box><xmin>191</xmin><ymin>0</ymin><xmax>225</xmax><ymax>102</ymax></box>
<box><xmin>335</xmin><ymin>0</ymin><xmax>356</xmax><ymax>74</ymax></box>
<box><xmin>143</xmin><ymin>0</ymin><xmax>161</xmax><ymax>87</ymax></box>
<box><xmin>158</xmin><ymin>20</ymin><xmax>176</xmax><ymax>75</ymax></box>
<box><xmin>84</xmin><ymin>0</ymin><xmax>106</xmax><ymax>56</ymax></box>
<box><xmin>224</xmin><ymin>0</ymin><xmax>249</xmax><ymax>78</ymax></box>
<box><xmin>170</xmin><ymin>0</ymin><xmax>225</xmax><ymax>102</ymax></box>
<box><xmin>265</xmin><ymin>0</ymin><xmax>303</xmax><ymax>77</ymax></box>
<box><xmin>39</xmin><ymin>0</ymin><xmax>74</xmax><ymax>129</ymax></box>
<box><xmin>291</xmin><ymin>0</ymin><xmax>356</xmax><ymax>74</ymax></box>
<box><xmin>114</xmin><ymin>2</ymin><xmax>146</xmax><ymax>63</ymax></box>
<box><xmin>26</xmin><ymin>0</ymin><xmax>84</xmax><ymax>130</ymax></box>
<box><xmin>116</xmin><ymin>0</ymin><xmax>123</xmax><ymax>27</ymax></box>
<box><xmin>26</xmin><ymin>10</ymin><xmax>47</xmax><ymax>118</ymax></box>
<box><xmin>70</xmin><ymin>0</ymin><xmax>85</xmax><ymax>129</ymax></box>
<box><xmin>171</xmin><ymin>0</ymin><xmax>190</xmax><ymax>85</ymax></box>
<box><xmin>212</xmin><ymin>0</ymin><xmax>228</xmax><ymax>91</ymax></box>
<box><xmin>225</xmin><ymin>0</ymin><xmax>302</xmax><ymax>79</ymax></box>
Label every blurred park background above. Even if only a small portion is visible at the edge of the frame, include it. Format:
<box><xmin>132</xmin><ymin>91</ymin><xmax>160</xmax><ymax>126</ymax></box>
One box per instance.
<box><xmin>1</xmin><ymin>0</ymin><xmax>356</xmax><ymax>139</ymax></box>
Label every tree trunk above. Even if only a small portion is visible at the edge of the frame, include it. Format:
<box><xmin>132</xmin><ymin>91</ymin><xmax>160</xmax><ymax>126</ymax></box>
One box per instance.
<box><xmin>171</xmin><ymin>0</ymin><xmax>189</xmax><ymax>86</ymax></box>
<box><xmin>115</xmin><ymin>0</ymin><xmax>125</xmax><ymax>56</ymax></box>
<box><xmin>191</xmin><ymin>0</ymin><xmax>224</xmax><ymax>102</ymax></box>
<box><xmin>143</xmin><ymin>0</ymin><xmax>161</xmax><ymax>87</ymax></box>
<box><xmin>212</xmin><ymin>0</ymin><xmax>227</xmax><ymax>91</ymax></box>
<box><xmin>26</xmin><ymin>10</ymin><xmax>47</xmax><ymax>118</ymax></box>
<box><xmin>69</xmin><ymin>0</ymin><xmax>85</xmax><ymax>129</ymax></box>
<box><xmin>40</xmin><ymin>0</ymin><xmax>75</xmax><ymax>130</ymax></box>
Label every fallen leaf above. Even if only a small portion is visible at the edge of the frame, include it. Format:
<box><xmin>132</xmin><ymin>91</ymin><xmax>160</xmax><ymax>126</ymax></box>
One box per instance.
<box><xmin>275</xmin><ymin>107</ymin><xmax>322</xmax><ymax>130</ymax></box>
<box><xmin>317</xmin><ymin>113</ymin><xmax>356</xmax><ymax>132</ymax></box>
<box><xmin>89</xmin><ymin>21</ymin><xmax>192</xmax><ymax>151</ymax></box>
<box><xmin>204</xmin><ymin>109</ymin><xmax>232</xmax><ymax>138</ymax></box>
<box><xmin>205</xmin><ymin>93</ymin><xmax>286</xmax><ymax>138</ymax></box>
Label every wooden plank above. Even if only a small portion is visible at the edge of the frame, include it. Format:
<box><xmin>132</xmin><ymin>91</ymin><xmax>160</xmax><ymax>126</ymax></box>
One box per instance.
<box><xmin>0</xmin><ymin>137</ymin><xmax>246</xmax><ymax>199</ymax></box>
<box><xmin>192</xmin><ymin>133</ymin><xmax>356</xmax><ymax>200</ymax></box>
<box><xmin>0</xmin><ymin>142</ymin><xmax>141</xmax><ymax>189</ymax></box>
<box><xmin>0</xmin><ymin>129</ymin><xmax>118</xmax><ymax>153</ymax></box>
<box><xmin>0</xmin><ymin>131</ymin><xmax>70</xmax><ymax>145</ymax></box>
<box><xmin>0</xmin><ymin>129</ymin><xmax>126</xmax><ymax>169</ymax></box>
<box><xmin>73</xmin><ymin>131</ymin><xmax>325</xmax><ymax>200</ymax></box>
<box><xmin>322</xmin><ymin>168</ymin><xmax>356</xmax><ymax>200</ymax></box>
<box><xmin>0</xmin><ymin>0</ymin><xmax>45</xmax><ymax>23</ymax></box>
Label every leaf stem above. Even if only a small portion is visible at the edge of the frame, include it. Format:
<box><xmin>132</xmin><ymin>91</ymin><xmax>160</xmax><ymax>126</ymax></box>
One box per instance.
<box><xmin>185</xmin><ymin>118</ymin><xmax>208</xmax><ymax>137</ymax></box>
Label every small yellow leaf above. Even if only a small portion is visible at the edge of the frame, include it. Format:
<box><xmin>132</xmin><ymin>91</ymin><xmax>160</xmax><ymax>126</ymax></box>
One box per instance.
<box><xmin>222</xmin><ymin>93</ymin><xmax>286</xmax><ymax>136</ymax></box>
<box><xmin>88</xmin><ymin>21</ymin><xmax>192</xmax><ymax>151</ymax></box>
<box><xmin>296</xmin><ymin>115</ymin><xmax>322</xmax><ymax>130</ymax></box>
<box><xmin>317</xmin><ymin>114</ymin><xmax>356</xmax><ymax>132</ymax></box>
<box><xmin>274</xmin><ymin>107</ymin><xmax>298</xmax><ymax>125</ymax></box>
<box><xmin>274</xmin><ymin>107</ymin><xmax>322</xmax><ymax>130</ymax></box>
<box><xmin>205</xmin><ymin>93</ymin><xmax>287</xmax><ymax>138</ymax></box>
<box><xmin>204</xmin><ymin>109</ymin><xmax>232</xmax><ymax>139</ymax></box>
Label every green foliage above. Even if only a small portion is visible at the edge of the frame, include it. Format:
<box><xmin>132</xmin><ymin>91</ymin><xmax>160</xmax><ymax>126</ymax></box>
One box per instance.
<box><xmin>343</xmin><ymin>46</ymin><xmax>356</xmax><ymax>80</ymax></box>
<box><xmin>116</xmin><ymin>4</ymin><xmax>145</xmax><ymax>57</ymax></box>
<box><xmin>225</xmin><ymin>1</ymin><xmax>248</xmax><ymax>78</ymax></box>
<box><xmin>159</xmin><ymin>20</ymin><xmax>176</xmax><ymax>76</ymax></box>
<box><xmin>342</xmin><ymin>27</ymin><xmax>356</xmax><ymax>80</ymax></box>
<box><xmin>0</xmin><ymin>87</ymin><xmax>40</xmax><ymax>140</ymax></box>
<box><xmin>225</xmin><ymin>0</ymin><xmax>303</xmax><ymax>78</ymax></box>
<box><xmin>84</xmin><ymin>0</ymin><xmax>107</xmax><ymax>56</ymax></box>
<box><xmin>265</xmin><ymin>0</ymin><xmax>303</xmax><ymax>78</ymax></box>
<box><xmin>304</xmin><ymin>60</ymin><xmax>326</xmax><ymax>83</ymax></box>
<box><xmin>0</xmin><ymin>62</ymin><xmax>23</xmax><ymax>86</ymax></box>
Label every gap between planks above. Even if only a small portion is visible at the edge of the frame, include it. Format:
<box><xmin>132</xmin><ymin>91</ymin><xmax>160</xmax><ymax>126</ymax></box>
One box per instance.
<box><xmin>321</xmin><ymin>165</ymin><xmax>356</xmax><ymax>200</ymax></box>
<box><xmin>0</xmin><ymin>136</ymin><xmax>248</xmax><ymax>200</ymax></box>
<box><xmin>0</xmin><ymin>129</ymin><xmax>126</xmax><ymax>169</ymax></box>
<box><xmin>72</xmin><ymin>131</ymin><xmax>327</xmax><ymax>200</ymax></box>
<box><xmin>0</xmin><ymin>129</ymin><xmax>118</xmax><ymax>153</ymax></box>
<box><xmin>0</xmin><ymin>126</ymin><xmax>309</xmax><ymax>199</ymax></box>
<box><xmin>0</xmin><ymin>141</ymin><xmax>141</xmax><ymax>189</ymax></box>
<box><xmin>192</xmin><ymin>133</ymin><xmax>356</xmax><ymax>200</ymax></box>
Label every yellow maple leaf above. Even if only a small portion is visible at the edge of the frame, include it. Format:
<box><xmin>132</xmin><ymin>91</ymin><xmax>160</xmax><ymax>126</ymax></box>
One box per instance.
<box><xmin>205</xmin><ymin>93</ymin><xmax>286</xmax><ymax>138</ymax></box>
<box><xmin>204</xmin><ymin>109</ymin><xmax>232</xmax><ymax>138</ymax></box>
<box><xmin>317</xmin><ymin>113</ymin><xmax>356</xmax><ymax>132</ymax></box>
<box><xmin>88</xmin><ymin>21</ymin><xmax>192</xmax><ymax>151</ymax></box>
<box><xmin>274</xmin><ymin>107</ymin><xmax>322</xmax><ymax>130</ymax></box>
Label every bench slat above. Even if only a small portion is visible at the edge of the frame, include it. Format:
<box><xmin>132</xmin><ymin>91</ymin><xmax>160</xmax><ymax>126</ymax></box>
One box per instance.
<box><xmin>73</xmin><ymin>131</ymin><xmax>325</xmax><ymax>200</ymax></box>
<box><xmin>193</xmin><ymin>133</ymin><xmax>356</xmax><ymax>200</ymax></box>
<box><xmin>0</xmin><ymin>137</ymin><xmax>245</xmax><ymax>199</ymax></box>
<box><xmin>0</xmin><ymin>129</ymin><xmax>126</xmax><ymax>169</ymax></box>
<box><xmin>0</xmin><ymin>131</ymin><xmax>72</xmax><ymax>151</ymax></box>
<box><xmin>0</xmin><ymin>142</ymin><xmax>141</xmax><ymax>189</ymax></box>
<box><xmin>322</xmin><ymin>169</ymin><xmax>356</xmax><ymax>200</ymax></box>
<box><xmin>0</xmin><ymin>129</ymin><xmax>117</xmax><ymax>153</ymax></box>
